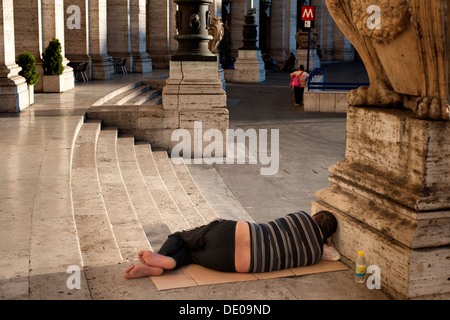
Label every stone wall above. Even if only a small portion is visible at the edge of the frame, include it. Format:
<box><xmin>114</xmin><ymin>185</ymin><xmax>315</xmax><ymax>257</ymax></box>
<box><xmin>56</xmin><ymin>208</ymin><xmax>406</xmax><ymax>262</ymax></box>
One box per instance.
<box><xmin>304</xmin><ymin>91</ymin><xmax>348</xmax><ymax>113</ymax></box>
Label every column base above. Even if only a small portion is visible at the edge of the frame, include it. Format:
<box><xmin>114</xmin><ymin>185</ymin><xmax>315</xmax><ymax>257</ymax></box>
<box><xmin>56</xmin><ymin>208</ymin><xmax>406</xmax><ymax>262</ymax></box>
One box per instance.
<box><xmin>225</xmin><ymin>50</ymin><xmax>266</xmax><ymax>82</ymax></box>
<box><xmin>0</xmin><ymin>65</ymin><xmax>29</xmax><ymax>112</ymax></box>
<box><xmin>162</xmin><ymin>59</ymin><xmax>229</xmax><ymax>156</ymax></box>
<box><xmin>312</xmin><ymin>106</ymin><xmax>450</xmax><ymax>299</ymax></box>
<box><xmin>132</xmin><ymin>56</ymin><xmax>153</xmax><ymax>74</ymax></box>
<box><xmin>148</xmin><ymin>52</ymin><xmax>170</xmax><ymax>69</ymax></box>
<box><xmin>91</xmin><ymin>56</ymin><xmax>114</xmax><ymax>80</ymax></box>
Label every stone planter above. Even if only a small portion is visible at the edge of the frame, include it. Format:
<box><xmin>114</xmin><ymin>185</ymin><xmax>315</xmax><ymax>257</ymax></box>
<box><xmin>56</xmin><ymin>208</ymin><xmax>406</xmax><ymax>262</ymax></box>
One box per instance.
<box><xmin>43</xmin><ymin>75</ymin><xmax>63</xmax><ymax>93</ymax></box>
<box><xmin>42</xmin><ymin>72</ymin><xmax>74</xmax><ymax>93</ymax></box>
<box><xmin>28</xmin><ymin>84</ymin><xmax>34</xmax><ymax>105</ymax></box>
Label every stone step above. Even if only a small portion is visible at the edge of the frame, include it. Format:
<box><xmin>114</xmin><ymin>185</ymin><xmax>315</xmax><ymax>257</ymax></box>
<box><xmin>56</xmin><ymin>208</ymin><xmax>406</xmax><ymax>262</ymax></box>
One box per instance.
<box><xmin>134</xmin><ymin>143</ymin><xmax>190</xmax><ymax>233</ymax></box>
<box><xmin>127</xmin><ymin>89</ymin><xmax>161</xmax><ymax>105</ymax></box>
<box><xmin>28</xmin><ymin>117</ymin><xmax>85</xmax><ymax>276</ymax></box>
<box><xmin>71</xmin><ymin>120</ymin><xmax>123</xmax><ymax>267</ymax></box>
<box><xmin>116</xmin><ymin>135</ymin><xmax>172</xmax><ymax>252</ymax></box>
<box><xmin>186</xmin><ymin>163</ymin><xmax>255</xmax><ymax>223</ymax></box>
<box><xmin>140</xmin><ymin>92</ymin><xmax>163</xmax><ymax>106</ymax></box>
<box><xmin>96</xmin><ymin>128</ymin><xmax>152</xmax><ymax>261</ymax></box>
<box><xmin>91</xmin><ymin>82</ymin><xmax>144</xmax><ymax>107</ymax></box>
<box><xmin>170</xmin><ymin>159</ymin><xmax>219</xmax><ymax>224</ymax></box>
<box><xmin>152</xmin><ymin>151</ymin><xmax>207</xmax><ymax>228</ymax></box>
<box><xmin>105</xmin><ymin>84</ymin><xmax>152</xmax><ymax>106</ymax></box>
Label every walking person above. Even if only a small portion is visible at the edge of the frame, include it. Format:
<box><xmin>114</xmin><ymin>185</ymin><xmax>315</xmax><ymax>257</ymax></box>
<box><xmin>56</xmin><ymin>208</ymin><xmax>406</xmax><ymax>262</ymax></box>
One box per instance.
<box><xmin>290</xmin><ymin>65</ymin><xmax>309</xmax><ymax>106</ymax></box>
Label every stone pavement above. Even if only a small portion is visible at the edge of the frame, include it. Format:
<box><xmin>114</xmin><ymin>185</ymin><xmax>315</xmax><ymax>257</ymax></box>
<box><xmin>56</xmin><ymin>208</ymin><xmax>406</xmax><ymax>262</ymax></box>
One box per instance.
<box><xmin>0</xmin><ymin>65</ymin><xmax>391</xmax><ymax>301</ymax></box>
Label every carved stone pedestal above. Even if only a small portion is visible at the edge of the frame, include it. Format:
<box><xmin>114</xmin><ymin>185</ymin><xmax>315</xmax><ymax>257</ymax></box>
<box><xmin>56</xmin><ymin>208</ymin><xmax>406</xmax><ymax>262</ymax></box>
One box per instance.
<box><xmin>162</xmin><ymin>59</ymin><xmax>229</xmax><ymax>154</ymax></box>
<box><xmin>295</xmin><ymin>48</ymin><xmax>321</xmax><ymax>72</ymax></box>
<box><xmin>312</xmin><ymin>106</ymin><xmax>450</xmax><ymax>299</ymax></box>
<box><xmin>226</xmin><ymin>49</ymin><xmax>266</xmax><ymax>82</ymax></box>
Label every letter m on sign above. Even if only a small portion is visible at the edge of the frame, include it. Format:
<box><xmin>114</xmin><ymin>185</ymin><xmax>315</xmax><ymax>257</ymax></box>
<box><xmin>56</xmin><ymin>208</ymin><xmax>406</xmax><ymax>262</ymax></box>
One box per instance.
<box><xmin>302</xmin><ymin>6</ymin><xmax>315</xmax><ymax>21</ymax></box>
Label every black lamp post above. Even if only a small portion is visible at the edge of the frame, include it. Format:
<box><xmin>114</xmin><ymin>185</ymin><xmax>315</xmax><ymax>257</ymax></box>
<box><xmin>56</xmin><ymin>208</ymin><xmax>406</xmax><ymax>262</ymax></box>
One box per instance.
<box><xmin>172</xmin><ymin>0</ymin><xmax>217</xmax><ymax>60</ymax></box>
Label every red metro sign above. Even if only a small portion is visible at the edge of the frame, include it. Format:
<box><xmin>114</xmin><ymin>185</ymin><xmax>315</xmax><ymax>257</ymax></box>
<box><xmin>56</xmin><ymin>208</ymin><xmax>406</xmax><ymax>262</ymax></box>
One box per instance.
<box><xmin>301</xmin><ymin>6</ymin><xmax>315</xmax><ymax>21</ymax></box>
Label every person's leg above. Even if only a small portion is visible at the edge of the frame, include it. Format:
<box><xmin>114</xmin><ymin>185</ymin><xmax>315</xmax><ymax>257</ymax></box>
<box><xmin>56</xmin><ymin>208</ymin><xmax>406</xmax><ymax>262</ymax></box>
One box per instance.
<box><xmin>138</xmin><ymin>220</ymin><xmax>224</xmax><ymax>270</ymax></box>
<box><xmin>138</xmin><ymin>233</ymin><xmax>192</xmax><ymax>270</ymax></box>
<box><xmin>136</xmin><ymin>219</ymin><xmax>233</xmax><ymax>276</ymax></box>
<box><xmin>294</xmin><ymin>87</ymin><xmax>302</xmax><ymax>105</ymax></box>
<box><xmin>123</xmin><ymin>264</ymin><xmax>164</xmax><ymax>279</ymax></box>
<box><xmin>299</xmin><ymin>86</ymin><xmax>305</xmax><ymax>105</ymax></box>
<box><xmin>138</xmin><ymin>250</ymin><xmax>177</xmax><ymax>270</ymax></box>
<box><xmin>125</xmin><ymin>229</ymin><xmax>197</xmax><ymax>279</ymax></box>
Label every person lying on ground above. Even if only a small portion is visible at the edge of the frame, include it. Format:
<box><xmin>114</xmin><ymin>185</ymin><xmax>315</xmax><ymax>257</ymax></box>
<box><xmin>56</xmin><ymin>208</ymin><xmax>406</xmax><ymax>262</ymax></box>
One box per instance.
<box><xmin>123</xmin><ymin>210</ymin><xmax>338</xmax><ymax>279</ymax></box>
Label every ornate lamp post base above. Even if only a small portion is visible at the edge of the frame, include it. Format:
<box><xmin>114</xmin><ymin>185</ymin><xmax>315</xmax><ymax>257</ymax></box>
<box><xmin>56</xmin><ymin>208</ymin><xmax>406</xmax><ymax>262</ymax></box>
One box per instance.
<box><xmin>172</xmin><ymin>0</ymin><xmax>216</xmax><ymax>61</ymax></box>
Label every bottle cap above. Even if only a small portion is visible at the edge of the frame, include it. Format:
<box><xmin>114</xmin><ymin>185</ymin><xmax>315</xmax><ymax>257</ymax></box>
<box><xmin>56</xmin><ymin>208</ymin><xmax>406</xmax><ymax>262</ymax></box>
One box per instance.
<box><xmin>358</xmin><ymin>251</ymin><xmax>365</xmax><ymax>256</ymax></box>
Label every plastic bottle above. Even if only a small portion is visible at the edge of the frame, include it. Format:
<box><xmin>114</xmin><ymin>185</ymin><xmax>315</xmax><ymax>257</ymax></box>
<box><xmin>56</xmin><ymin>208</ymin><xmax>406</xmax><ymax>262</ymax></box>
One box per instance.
<box><xmin>355</xmin><ymin>251</ymin><xmax>366</xmax><ymax>283</ymax></box>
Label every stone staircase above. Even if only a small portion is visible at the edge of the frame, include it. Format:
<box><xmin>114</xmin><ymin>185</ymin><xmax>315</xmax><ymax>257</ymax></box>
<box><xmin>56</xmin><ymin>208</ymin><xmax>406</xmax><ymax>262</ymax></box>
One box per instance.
<box><xmin>71</xmin><ymin>120</ymin><xmax>220</xmax><ymax>269</ymax></box>
<box><xmin>1</xmin><ymin>81</ymin><xmax>250</xmax><ymax>300</ymax></box>
<box><xmin>91</xmin><ymin>81</ymin><xmax>162</xmax><ymax>107</ymax></box>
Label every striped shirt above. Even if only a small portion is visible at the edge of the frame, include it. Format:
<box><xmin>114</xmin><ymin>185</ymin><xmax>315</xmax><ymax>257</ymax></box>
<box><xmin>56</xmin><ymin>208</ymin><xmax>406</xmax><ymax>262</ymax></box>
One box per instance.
<box><xmin>247</xmin><ymin>211</ymin><xmax>325</xmax><ymax>273</ymax></box>
<box><xmin>291</xmin><ymin>71</ymin><xmax>309</xmax><ymax>87</ymax></box>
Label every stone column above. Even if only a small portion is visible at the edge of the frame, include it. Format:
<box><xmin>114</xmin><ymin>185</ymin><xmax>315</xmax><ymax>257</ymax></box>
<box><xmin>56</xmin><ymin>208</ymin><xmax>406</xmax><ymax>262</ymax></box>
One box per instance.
<box><xmin>169</xmin><ymin>0</ymin><xmax>178</xmax><ymax>55</ymax></box>
<box><xmin>270</xmin><ymin>0</ymin><xmax>285</xmax><ymax>63</ymax></box>
<box><xmin>147</xmin><ymin>0</ymin><xmax>171</xmax><ymax>68</ymax></box>
<box><xmin>323</xmin><ymin>11</ymin><xmax>334</xmax><ymax>61</ymax></box>
<box><xmin>230</xmin><ymin>0</ymin><xmax>245</xmax><ymax>59</ymax></box>
<box><xmin>287</xmin><ymin>0</ymin><xmax>298</xmax><ymax>55</ymax></box>
<box><xmin>14</xmin><ymin>0</ymin><xmax>44</xmax><ymax>92</ymax></box>
<box><xmin>332</xmin><ymin>24</ymin><xmax>354</xmax><ymax>61</ymax></box>
<box><xmin>268</xmin><ymin>0</ymin><xmax>297</xmax><ymax>64</ymax></box>
<box><xmin>294</xmin><ymin>29</ymin><xmax>321</xmax><ymax>71</ymax></box>
<box><xmin>89</xmin><ymin>0</ymin><xmax>114</xmax><ymax>80</ymax></box>
<box><xmin>107</xmin><ymin>0</ymin><xmax>132</xmax><ymax>72</ymax></box>
<box><xmin>64</xmin><ymin>0</ymin><xmax>92</xmax><ymax>79</ymax></box>
<box><xmin>227</xmin><ymin>1</ymin><xmax>265</xmax><ymax>82</ymax></box>
<box><xmin>314</xmin><ymin>0</ymin><xmax>450</xmax><ymax>299</ymax></box>
<box><xmin>41</xmin><ymin>0</ymin><xmax>74</xmax><ymax>92</ymax></box>
<box><xmin>0</xmin><ymin>0</ymin><xmax>29</xmax><ymax>112</ymax></box>
<box><xmin>162</xmin><ymin>0</ymin><xmax>228</xmax><ymax>156</ymax></box>
<box><xmin>130</xmin><ymin>0</ymin><xmax>152</xmax><ymax>73</ymax></box>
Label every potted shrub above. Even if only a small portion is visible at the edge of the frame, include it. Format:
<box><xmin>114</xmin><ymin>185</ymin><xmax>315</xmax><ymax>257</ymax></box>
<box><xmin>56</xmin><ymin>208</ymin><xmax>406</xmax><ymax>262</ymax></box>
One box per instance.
<box><xmin>42</xmin><ymin>37</ymin><xmax>65</xmax><ymax>92</ymax></box>
<box><xmin>16</xmin><ymin>50</ymin><xmax>40</xmax><ymax>105</ymax></box>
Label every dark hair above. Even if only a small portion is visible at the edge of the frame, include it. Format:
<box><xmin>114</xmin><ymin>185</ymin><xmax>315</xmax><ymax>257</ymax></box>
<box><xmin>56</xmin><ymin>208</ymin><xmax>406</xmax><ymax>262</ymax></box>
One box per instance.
<box><xmin>299</xmin><ymin>65</ymin><xmax>305</xmax><ymax>71</ymax></box>
<box><xmin>313</xmin><ymin>211</ymin><xmax>338</xmax><ymax>240</ymax></box>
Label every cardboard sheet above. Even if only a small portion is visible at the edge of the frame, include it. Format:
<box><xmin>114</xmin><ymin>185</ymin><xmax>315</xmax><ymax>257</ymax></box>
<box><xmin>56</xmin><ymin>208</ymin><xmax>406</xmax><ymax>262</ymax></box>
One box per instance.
<box><xmin>150</xmin><ymin>260</ymin><xmax>349</xmax><ymax>291</ymax></box>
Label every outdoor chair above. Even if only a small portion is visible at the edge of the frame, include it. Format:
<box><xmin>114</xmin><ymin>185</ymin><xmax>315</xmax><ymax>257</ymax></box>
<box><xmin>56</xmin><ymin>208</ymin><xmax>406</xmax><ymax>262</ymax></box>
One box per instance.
<box><xmin>115</xmin><ymin>58</ymin><xmax>128</xmax><ymax>74</ymax></box>
<box><xmin>69</xmin><ymin>62</ymin><xmax>89</xmax><ymax>82</ymax></box>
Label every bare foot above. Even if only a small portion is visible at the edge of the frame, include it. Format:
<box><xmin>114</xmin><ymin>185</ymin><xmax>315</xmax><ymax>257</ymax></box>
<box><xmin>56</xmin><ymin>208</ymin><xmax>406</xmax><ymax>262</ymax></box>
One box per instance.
<box><xmin>123</xmin><ymin>265</ymin><xmax>164</xmax><ymax>279</ymax></box>
<box><xmin>138</xmin><ymin>250</ymin><xmax>176</xmax><ymax>270</ymax></box>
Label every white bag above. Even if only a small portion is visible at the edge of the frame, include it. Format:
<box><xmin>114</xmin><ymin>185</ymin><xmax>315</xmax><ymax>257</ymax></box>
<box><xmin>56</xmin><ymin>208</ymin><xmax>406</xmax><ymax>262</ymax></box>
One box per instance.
<box><xmin>322</xmin><ymin>239</ymin><xmax>341</xmax><ymax>261</ymax></box>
